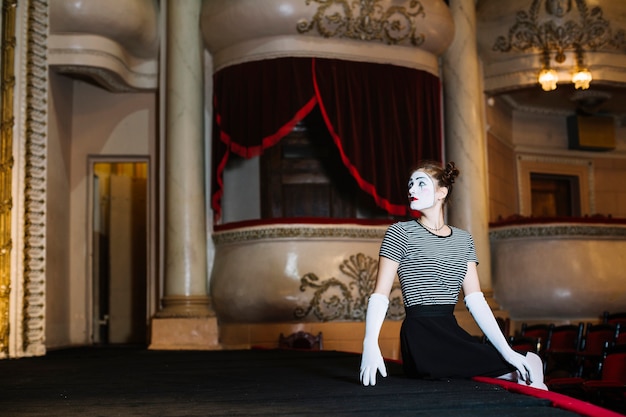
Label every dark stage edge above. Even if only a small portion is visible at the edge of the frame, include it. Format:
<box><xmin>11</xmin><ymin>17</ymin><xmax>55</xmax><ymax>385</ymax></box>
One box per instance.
<box><xmin>0</xmin><ymin>347</ymin><xmax>620</xmax><ymax>417</ymax></box>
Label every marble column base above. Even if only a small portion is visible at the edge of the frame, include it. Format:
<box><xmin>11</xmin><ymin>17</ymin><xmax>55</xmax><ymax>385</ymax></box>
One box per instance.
<box><xmin>156</xmin><ymin>295</ymin><xmax>216</xmax><ymax>318</ymax></box>
<box><xmin>149</xmin><ymin>295</ymin><xmax>220</xmax><ymax>350</ymax></box>
<box><xmin>149</xmin><ymin>316</ymin><xmax>220</xmax><ymax>350</ymax></box>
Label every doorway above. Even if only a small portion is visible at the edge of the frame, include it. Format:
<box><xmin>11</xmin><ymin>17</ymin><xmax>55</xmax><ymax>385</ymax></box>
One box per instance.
<box><xmin>530</xmin><ymin>173</ymin><xmax>581</xmax><ymax>217</ymax></box>
<box><xmin>91</xmin><ymin>161</ymin><xmax>149</xmax><ymax>345</ymax></box>
<box><xmin>259</xmin><ymin>107</ymin><xmax>388</xmax><ymax>219</ymax></box>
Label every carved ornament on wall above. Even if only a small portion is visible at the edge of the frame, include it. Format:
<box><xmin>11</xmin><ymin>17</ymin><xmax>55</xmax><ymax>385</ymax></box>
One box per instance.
<box><xmin>0</xmin><ymin>0</ymin><xmax>47</xmax><ymax>358</ymax></box>
<box><xmin>493</xmin><ymin>0</ymin><xmax>626</xmax><ymax>63</ymax></box>
<box><xmin>297</xmin><ymin>0</ymin><xmax>426</xmax><ymax>46</ymax></box>
<box><xmin>295</xmin><ymin>253</ymin><xmax>405</xmax><ymax>322</ymax></box>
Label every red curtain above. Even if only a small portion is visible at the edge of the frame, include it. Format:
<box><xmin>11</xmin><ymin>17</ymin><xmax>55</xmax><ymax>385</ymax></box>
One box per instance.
<box><xmin>211</xmin><ymin>57</ymin><xmax>442</xmax><ymax>222</ymax></box>
<box><xmin>211</xmin><ymin>58</ymin><xmax>317</xmax><ymax>217</ymax></box>
<box><xmin>312</xmin><ymin>59</ymin><xmax>442</xmax><ymax>215</ymax></box>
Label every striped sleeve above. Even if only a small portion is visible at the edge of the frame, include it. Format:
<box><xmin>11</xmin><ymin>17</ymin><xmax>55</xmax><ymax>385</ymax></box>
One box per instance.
<box><xmin>466</xmin><ymin>232</ymin><xmax>479</xmax><ymax>265</ymax></box>
<box><xmin>379</xmin><ymin>222</ymin><xmax>407</xmax><ymax>262</ymax></box>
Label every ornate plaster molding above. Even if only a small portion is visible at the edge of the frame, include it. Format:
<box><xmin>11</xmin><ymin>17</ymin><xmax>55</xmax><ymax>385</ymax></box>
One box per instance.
<box><xmin>0</xmin><ymin>0</ymin><xmax>47</xmax><ymax>359</ymax></box>
<box><xmin>478</xmin><ymin>0</ymin><xmax>626</xmax><ymax>92</ymax></box>
<box><xmin>52</xmin><ymin>64</ymin><xmax>139</xmax><ymax>93</ymax></box>
<box><xmin>201</xmin><ymin>0</ymin><xmax>453</xmax><ymax>74</ymax></box>
<box><xmin>213</xmin><ymin>224</ymin><xmax>387</xmax><ymax>245</ymax></box>
<box><xmin>295</xmin><ymin>253</ymin><xmax>405</xmax><ymax>322</ymax></box>
<box><xmin>500</xmin><ymin>93</ymin><xmax>573</xmax><ymax>117</ymax></box>
<box><xmin>490</xmin><ymin>223</ymin><xmax>626</xmax><ymax>240</ymax></box>
<box><xmin>48</xmin><ymin>0</ymin><xmax>159</xmax><ymax>91</ymax></box>
<box><xmin>21</xmin><ymin>0</ymin><xmax>47</xmax><ymax>358</ymax></box>
<box><xmin>297</xmin><ymin>0</ymin><xmax>426</xmax><ymax>47</ymax></box>
<box><xmin>493</xmin><ymin>0</ymin><xmax>625</xmax><ymax>61</ymax></box>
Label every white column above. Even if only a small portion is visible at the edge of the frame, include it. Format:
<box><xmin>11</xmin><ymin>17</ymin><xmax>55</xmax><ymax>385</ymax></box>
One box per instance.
<box><xmin>442</xmin><ymin>0</ymin><xmax>492</xmax><ymax>290</ymax></box>
<box><xmin>150</xmin><ymin>1</ymin><xmax>218</xmax><ymax>349</ymax></box>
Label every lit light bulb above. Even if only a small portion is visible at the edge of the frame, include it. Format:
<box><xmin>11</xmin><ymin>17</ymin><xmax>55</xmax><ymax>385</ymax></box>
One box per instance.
<box><xmin>538</xmin><ymin>68</ymin><xmax>558</xmax><ymax>91</ymax></box>
<box><xmin>572</xmin><ymin>68</ymin><xmax>592</xmax><ymax>90</ymax></box>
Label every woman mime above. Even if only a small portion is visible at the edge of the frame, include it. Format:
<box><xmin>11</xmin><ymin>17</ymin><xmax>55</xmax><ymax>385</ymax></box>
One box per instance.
<box><xmin>359</xmin><ymin>161</ymin><xmax>547</xmax><ymax>390</ymax></box>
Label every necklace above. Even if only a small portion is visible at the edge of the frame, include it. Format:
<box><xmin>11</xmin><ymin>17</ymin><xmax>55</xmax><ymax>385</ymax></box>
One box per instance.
<box><xmin>418</xmin><ymin>219</ymin><xmax>445</xmax><ymax>232</ymax></box>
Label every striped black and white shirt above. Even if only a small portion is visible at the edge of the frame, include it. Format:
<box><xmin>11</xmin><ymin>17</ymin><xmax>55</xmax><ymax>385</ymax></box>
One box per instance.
<box><xmin>379</xmin><ymin>220</ymin><xmax>478</xmax><ymax>307</ymax></box>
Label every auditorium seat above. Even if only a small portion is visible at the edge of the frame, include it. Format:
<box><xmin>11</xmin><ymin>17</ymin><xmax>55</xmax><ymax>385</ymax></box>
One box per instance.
<box><xmin>576</xmin><ymin>322</ymin><xmax>621</xmax><ymax>379</ymax></box>
<box><xmin>279</xmin><ymin>331</ymin><xmax>323</xmax><ymax>351</ymax></box>
<box><xmin>583</xmin><ymin>344</ymin><xmax>626</xmax><ymax>414</ymax></box>
<box><xmin>509</xmin><ymin>336</ymin><xmax>542</xmax><ymax>355</ymax></box>
<box><xmin>547</xmin><ymin>376</ymin><xmax>586</xmax><ymax>400</ymax></box>
<box><xmin>603</xmin><ymin>311</ymin><xmax>626</xmax><ymax>326</ymax></box>
<box><xmin>519</xmin><ymin>323</ymin><xmax>552</xmax><ymax>358</ymax></box>
<box><xmin>545</xmin><ymin>323</ymin><xmax>584</xmax><ymax>378</ymax></box>
<box><xmin>480</xmin><ymin>317</ymin><xmax>510</xmax><ymax>344</ymax></box>
<box><xmin>497</xmin><ymin>317</ymin><xmax>511</xmax><ymax>338</ymax></box>
<box><xmin>615</xmin><ymin>325</ymin><xmax>626</xmax><ymax>346</ymax></box>
<box><xmin>601</xmin><ymin>311</ymin><xmax>626</xmax><ymax>345</ymax></box>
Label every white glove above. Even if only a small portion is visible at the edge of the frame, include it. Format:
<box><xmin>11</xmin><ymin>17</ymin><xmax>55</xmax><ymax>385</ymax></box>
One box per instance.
<box><xmin>360</xmin><ymin>293</ymin><xmax>389</xmax><ymax>386</ymax></box>
<box><xmin>464</xmin><ymin>292</ymin><xmax>536</xmax><ymax>385</ymax></box>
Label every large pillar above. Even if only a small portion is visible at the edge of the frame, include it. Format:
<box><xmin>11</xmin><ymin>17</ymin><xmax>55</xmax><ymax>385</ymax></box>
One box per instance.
<box><xmin>150</xmin><ymin>1</ymin><xmax>219</xmax><ymax>350</ymax></box>
<box><xmin>442</xmin><ymin>1</ymin><xmax>493</xmax><ymax>293</ymax></box>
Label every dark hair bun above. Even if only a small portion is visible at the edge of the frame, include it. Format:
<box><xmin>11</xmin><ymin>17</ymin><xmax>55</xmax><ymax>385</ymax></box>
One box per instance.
<box><xmin>443</xmin><ymin>162</ymin><xmax>460</xmax><ymax>186</ymax></box>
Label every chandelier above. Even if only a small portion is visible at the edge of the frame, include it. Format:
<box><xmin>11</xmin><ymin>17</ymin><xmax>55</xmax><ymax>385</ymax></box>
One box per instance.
<box><xmin>493</xmin><ymin>0</ymin><xmax>625</xmax><ymax>91</ymax></box>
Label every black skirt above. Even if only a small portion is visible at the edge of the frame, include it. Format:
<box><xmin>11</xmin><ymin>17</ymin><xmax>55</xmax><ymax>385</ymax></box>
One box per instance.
<box><xmin>400</xmin><ymin>304</ymin><xmax>515</xmax><ymax>379</ymax></box>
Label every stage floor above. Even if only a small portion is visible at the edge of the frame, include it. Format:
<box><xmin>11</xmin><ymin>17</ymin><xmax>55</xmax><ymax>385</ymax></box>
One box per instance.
<box><xmin>0</xmin><ymin>347</ymin><xmax>619</xmax><ymax>416</ymax></box>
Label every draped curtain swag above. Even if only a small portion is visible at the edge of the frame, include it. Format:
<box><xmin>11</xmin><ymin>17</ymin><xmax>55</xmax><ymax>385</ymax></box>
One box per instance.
<box><xmin>211</xmin><ymin>57</ymin><xmax>442</xmax><ymax>223</ymax></box>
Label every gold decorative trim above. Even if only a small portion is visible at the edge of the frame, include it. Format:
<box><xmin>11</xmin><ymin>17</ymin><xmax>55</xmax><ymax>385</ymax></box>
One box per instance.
<box><xmin>297</xmin><ymin>0</ymin><xmax>426</xmax><ymax>46</ymax></box>
<box><xmin>0</xmin><ymin>0</ymin><xmax>17</xmax><ymax>357</ymax></box>
<box><xmin>22</xmin><ymin>0</ymin><xmax>47</xmax><ymax>356</ymax></box>
<box><xmin>213</xmin><ymin>225</ymin><xmax>387</xmax><ymax>245</ymax></box>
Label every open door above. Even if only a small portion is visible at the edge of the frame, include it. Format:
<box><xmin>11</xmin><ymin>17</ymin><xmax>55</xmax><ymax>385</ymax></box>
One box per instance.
<box><xmin>92</xmin><ymin>162</ymin><xmax>148</xmax><ymax>345</ymax></box>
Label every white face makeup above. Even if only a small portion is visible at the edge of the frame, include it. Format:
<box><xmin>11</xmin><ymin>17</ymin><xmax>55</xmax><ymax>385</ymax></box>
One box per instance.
<box><xmin>408</xmin><ymin>171</ymin><xmax>435</xmax><ymax>211</ymax></box>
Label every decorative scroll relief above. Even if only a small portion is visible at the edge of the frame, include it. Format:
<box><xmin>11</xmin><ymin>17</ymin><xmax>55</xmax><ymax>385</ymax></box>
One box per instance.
<box><xmin>298</xmin><ymin>0</ymin><xmax>426</xmax><ymax>46</ymax></box>
<box><xmin>201</xmin><ymin>0</ymin><xmax>453</xmax><ymax>74</ymax></box>
<box><xmin>493</xmin><ymin>0</ymin><xmax>626</xmax><ymax>60</ymax></box>
<box><xmin>295</xmin><ymin>253</ymin><xmax>405</xmax><ymax>322</ymax></box>
<box><xmin>21</xmin><ymin>0</ymin><xmax>47</xmax><ymax>357</ymax></box>
<box><xmin>0</xmin><ymin>0</ymin><xmax>48</xmax><ymax>359</ymax></box>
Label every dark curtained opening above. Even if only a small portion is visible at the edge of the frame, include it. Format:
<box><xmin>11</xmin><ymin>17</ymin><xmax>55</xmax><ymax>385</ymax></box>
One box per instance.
<box><xmin>212</xmin><ymin>57</ymin><xmax>442</xmax><ymax>223</ymax></box>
